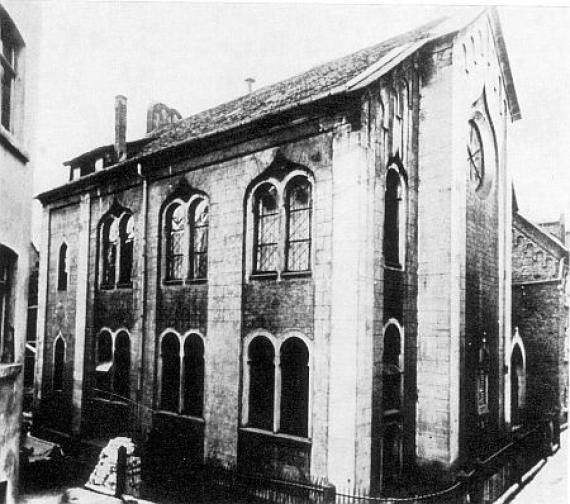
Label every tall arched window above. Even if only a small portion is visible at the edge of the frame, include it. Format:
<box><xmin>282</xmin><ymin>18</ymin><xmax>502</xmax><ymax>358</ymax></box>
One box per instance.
<box><xmin>189</xmin><ymin>199</ymin><xmax>209</xmax><ymax>280</ymax></box>
<box><xmin>101</xmin><ymin>218</ymin><xmax>118</xmax><ymax>287</ymax></box>
<box><xmin>384</xmin><ymin>167</ymin><xmax>406</xmax><ymax>268</ymax></box>
<box><xmin>285</xmin><ymin>178</ymin><xmax>312</xmax><ymax>272</ymax></box>
<box><xmin>113</xmin><ymin>331</ymin><xmax>130</xmax><ymax>399</ymax></box>
<box><xmin>383</xmin><ymin>324</ymin><xmax>403</xmax><ymax>414</ymax></box>
<box><xmin>57</xmin><ymin>243</ymin><xmax>68</xmax><ymax>291</ymax></box>
<box><xmin>248</xmin><ymin>336</ymin><xmax>275</xmax><ymax>430</ymax></box>
<box><xmin>160</xmin><ymin>333</ymin><xmax>180</xmax><ymax>412</ymax></box>
<box><xmin>391</xmin><ymin>90</ymin><xmax>401</xmax><ymax>156</ymax></box>
<box><xmin>511</xmin><ymin>343</ymin><xmax>526</xmax><ymax>426</ymax></box>
<box><xmin>253</xmin><ymin>184</ymin><xmax>279</xmax><ymax>273</ymax></box>
<box><xmin>280</xmin><ymin>337</ymin><xmax>309</xmax><ymax>437</ymax></box>
<box><xmin>95</xmin><ymin>330</ymin><xmax>113</xmax><ymax>398</ymax></box>
<box><xmin>165</xmin><ymin>203</ymin><xmax>185</xmax><ymax>280</ymax></box>
<box><xmin>118</xmin><ymin>214</ymin><xmax>134</xmax><ymax>285</ymax></box>
<box><xmin>183</xmin><ymin>334</ymin><xmax>204</xmax><ymax>417</ymax></box>
<box><xmin>53</xmin><ymin>336</ymin><xmax>65</xmax><ymax>392</ymax></box>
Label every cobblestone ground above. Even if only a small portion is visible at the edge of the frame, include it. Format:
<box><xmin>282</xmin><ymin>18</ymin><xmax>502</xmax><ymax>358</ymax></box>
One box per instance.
<box><xmin>509</xmin><ymin>428</ymin><xmax>568</xmax><ymax>504</ymax></box>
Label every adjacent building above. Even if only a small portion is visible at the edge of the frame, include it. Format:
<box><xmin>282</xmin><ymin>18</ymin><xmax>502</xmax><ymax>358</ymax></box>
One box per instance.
<box><xmin>35</xmin><ymin>8</ymin><xmax>523</xmax><ymax>493</ymax></box>
<box><xmin>510</xmin><ymin>212</ymin><xmax>569</xmax><ymax>425</ymax></box>
<box><xmin>0</xmin><ymin>2</ymin><xmax>40</xmax><ymax>503</ymax></box>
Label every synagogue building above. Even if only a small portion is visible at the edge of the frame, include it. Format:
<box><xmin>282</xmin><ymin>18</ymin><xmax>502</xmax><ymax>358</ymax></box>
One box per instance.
<box><xmin>33</xmin><ymin>8</ymin><xmax>566</xmax><ymax>494</ymax></box>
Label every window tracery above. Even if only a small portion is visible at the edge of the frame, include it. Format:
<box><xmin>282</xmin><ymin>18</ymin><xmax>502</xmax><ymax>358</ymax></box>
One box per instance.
<box><xmin>100</xmin><ymin>210</ymin><xmax>134</xmax><ymax>288</ymax></box>
<box><xmin>248</xmin><ymin>171</ymin><xmax>313</xmax><ymax>277</ymax></box>
<box><xmin>162</xmin><ymin>195</ymin><xmax>209</xmax><ymax>283</ymax></box>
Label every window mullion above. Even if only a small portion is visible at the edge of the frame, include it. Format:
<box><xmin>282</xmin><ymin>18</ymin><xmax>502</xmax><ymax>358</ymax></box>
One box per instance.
<box><xmin>278</xmin><ymin>194</ymin><xmax>286</xmax><ymax>275</ymax></box>
<box><xmin>273</xmin><ymin>352</ymin><xmax>281</xmax><ymax>433</ymax></box>
<box><xmin>184</xmin><ymin>211</ymin><xmax>190</xmax><ymax>280</ymax></box>
<box><xmin>115</xmin><ymin>229</ymin><xmax>121</xmax><ymax>286</ymax></box>
<box><xmin>178</xmin><ymin>343</ymin><xmax>185</xmax><ymax>414</ymax></box>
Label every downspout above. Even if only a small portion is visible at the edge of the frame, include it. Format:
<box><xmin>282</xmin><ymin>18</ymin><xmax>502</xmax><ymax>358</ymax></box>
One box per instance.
<box><xmin>137</xmin><ymin>162</ymin><xmax>148</xmax><ymax>441</ymax></box>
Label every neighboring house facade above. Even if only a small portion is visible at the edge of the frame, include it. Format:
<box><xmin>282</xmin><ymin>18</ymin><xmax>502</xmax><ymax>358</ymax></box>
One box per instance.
<box><xmin>35</xmin><ymin>8</ymin><xmax>520</xmax><ymax>493</ymax></box>
<box><xmin>510</xmin><ymin>214</ymin><xmax>569</xmax><ymax>424</ymax></box>
<box><xmin>0</xmin><ymin>2</ymin><xmax>39</xmax><ymax>503</ymax></box>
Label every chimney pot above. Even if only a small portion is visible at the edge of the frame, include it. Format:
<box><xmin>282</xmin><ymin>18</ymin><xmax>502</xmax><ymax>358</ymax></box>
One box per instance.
<box><xmin>245</xmin><ymin>77</ymin><xmax>256</xmax><ymax>94</ymax></box>
<box><xmin>115</xmin><ymin>95</ymin><xmax>127</xmax><ymax>161</ymax></box>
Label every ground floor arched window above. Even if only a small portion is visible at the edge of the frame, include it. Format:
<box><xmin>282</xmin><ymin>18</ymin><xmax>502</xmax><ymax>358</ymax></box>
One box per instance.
<box><xmin>243</xmin><ymin>333</ymin><xmax>310</xmax><ymax>438</ymax></box>
<box><xmin>159</xmin><ymin>331</ymin><xmax>205</xmax><ymax>417</ymax></box>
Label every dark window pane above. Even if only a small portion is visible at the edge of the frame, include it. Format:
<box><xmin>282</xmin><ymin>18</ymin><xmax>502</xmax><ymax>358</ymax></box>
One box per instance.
<box><xmin>96</xmin><ymin>331</ymin><xmax>113</xmax><ymax>397</ymax></box>
<box><xmin>183</xmin><ymin>335</ymin><xmax>204</xmax><ymax>417</ymax></box>
<box><xmin>57</xmin><ymin>243</ymin><xmax>68</xmax><ymax>291</ymax></box>
<box><xmin>53</xmin><ymin>338</ymin><xmax>65</xmax><ymax>392</ymax></box>
<box><xmin>190</xmin><ymin>200</ymin><xmax>208</xmax><ymax>280</ymax></box>
<box><xmin>161</xmin><ymin>334</ymin><xmax>180</xmax><ymax>412</ymax></box>
<box><xmin>113</xmin><ymin>332</ymin><xmax>130</xmax><ymax>400</ymax></box>
<box><xmin>382</xmin><ymin>424</ymin><xmax>402</xmax><ymax>485</ymax></box>
<box><xmin>248</xmin><ymin>337</ymin><xmax>274</xmax><ymax>430</ymax></box>
<box><xmin>286</xmin><ymin>179</ymin><xmax>312</xmax><ymax>272</ymax></box>
<box><xmin>119</xmin><ymin>215</ymin><xmax>134</xmax><ymax>284</ymax></box>
<box><xmin>280</xmin><ymin>338</ymin><xmax>309</xmax><ymax>437</ymax></box>
<box><xmin>254</xmin><ymin>185</ymin><xmax>279</xmax><ymax>272</ymax></box>
<box><xmin>384</xmin><ymin>170</ymin><xmax>401</xmax><ymax>267</ymax></box>
<box><xmin>166</xmin><ymin>204</ymin><xmax>185</xmax><ymax>280</ymax></box>
<box><xmin>383</xmin><ymin>325</ymin><xmax>402</xmax><ymax>412</ymax></box>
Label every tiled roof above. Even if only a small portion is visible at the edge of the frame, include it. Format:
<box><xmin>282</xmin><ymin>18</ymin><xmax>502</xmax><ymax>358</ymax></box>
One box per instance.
<box><xmin>138</xmin><ymin>15</ymin><xmax>449</xmax><ymax>158</ymax></box>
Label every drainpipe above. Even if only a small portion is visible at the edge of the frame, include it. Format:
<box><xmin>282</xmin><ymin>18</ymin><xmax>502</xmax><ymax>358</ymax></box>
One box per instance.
<box><xmin>137</xmin><ymin>162</ymin><xmax>148</xmax><ymax>441</ymax></box>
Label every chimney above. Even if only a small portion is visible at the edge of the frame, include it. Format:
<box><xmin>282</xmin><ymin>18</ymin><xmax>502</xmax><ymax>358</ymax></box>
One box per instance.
<box><xmin>115</xmin><ymin>95</ymin><xmax>127</xmax><ymax>161</ymax></box>
<box><xmin>245</xmin><ymin>77</ymin><xmax>255</xmax><ymax>94</ymax></box>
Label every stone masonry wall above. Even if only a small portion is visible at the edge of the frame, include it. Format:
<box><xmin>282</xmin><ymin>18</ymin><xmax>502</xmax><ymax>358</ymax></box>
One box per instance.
<box><xmin>40</xmin><ymin>202</ymin><xmax>80</xmax><ymax>434</ymax></box>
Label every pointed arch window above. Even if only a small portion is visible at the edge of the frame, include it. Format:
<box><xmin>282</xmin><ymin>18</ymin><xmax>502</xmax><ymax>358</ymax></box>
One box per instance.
<box><xmin>280</xmin><ymin>337</ymin><xmax>310</xmax><ymax>437</ymax></box>
<box><xmin>285</xmin><ymin>178</ymin><xmax>312</xmax><ymax>272</ymax></box>
<box><xmin>189</xmin><ymin>199</ymin><xmax>209</xmax><ymax>280</ymax></box>
<box><xmin>510</xmin><ymin>343</ymin><xmax>526</xmax><ymax>426</ymax></box>
<box><xmin>254</xmin><ymin>184</ymin><xmax>280</xmax><ymax>273</ymax></box>
<box><xmin>248</xmin><ymin>336</ymin><xmax>275</xmax><ymax>431</ymax></box>
<box><xmin>383</xmin><ymin>323</ymin><xmax>403</xmax><ymax>414</ymax></box>
<box><xmin>100</xmin><ymin>211</ymin><xmax>134</xmax><ymax>289</ymax></box>
<box><xmin>384</xmin><ymin>167</ymin><xmax>406</xmax><ymax>268</ymax></box>
<box><xmin>95</xmin><ymin>329</ymin><xmax>130</xmax><ymax>401</ymax></box>
<box><xmin>242</xmin><ymin>334</ymin><xmax>311</xmax><ymax>439</ymax></box>
<box><xmin>53</xmin><ymin>336</ymin><xmax>65</xmax><ymax>392</ymax></box>
<box><xmin>165</xmin><ymin>203</ymin><xmax>185</xmax><ymax>280</ymax></box>
<box><xmin>114</xmin><ymin>331</ymin><xmax>131</xmax><ymax>399</ymax></box>
<box><xmin>101</xmin><ymin>218</ymin><xmax>118</xmax><ymax>287</ymax></box>
<box><xmin>160</xmin><ymin>333</ymin><xmax>180</xmax><ymax>412</ymax></box>
<box><xmin>159</xmin><ymin>331</ymin><xmax>205</xmax><ymax>417</ymax></box>
<box><xmin>57</xmin><ymin>243</ymin><xmax>68</xmax><ymax>291</ymax></box>
<box><xmin>183</xmin><ymin>334</ymin><xmax>205</xmax><ymax>417</ymax></box>
<box><xmin>118</xmin><ymin>214</ymin><xmax>134</xmax><ymax>285</ymax></box>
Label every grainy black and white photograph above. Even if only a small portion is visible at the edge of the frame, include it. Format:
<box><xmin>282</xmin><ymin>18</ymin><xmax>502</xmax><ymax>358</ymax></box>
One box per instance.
<box><xmin>0</xmin><ymin>1</ymin><xmax>568</xmax><ymax>503</ymax></box>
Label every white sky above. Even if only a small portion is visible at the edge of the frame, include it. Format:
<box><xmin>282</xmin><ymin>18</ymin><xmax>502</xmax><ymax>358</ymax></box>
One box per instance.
<box><xmin>32</xmin><ymin>1</ymin><xmax>570</xmax><ymax>237</ymax></box>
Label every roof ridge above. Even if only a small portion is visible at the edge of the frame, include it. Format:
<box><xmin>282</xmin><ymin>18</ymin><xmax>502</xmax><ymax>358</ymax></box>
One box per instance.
<box><xmin>150</xmin><ymin>14</ymin><xmax>450</xmax><ymax>138</ymax></box>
